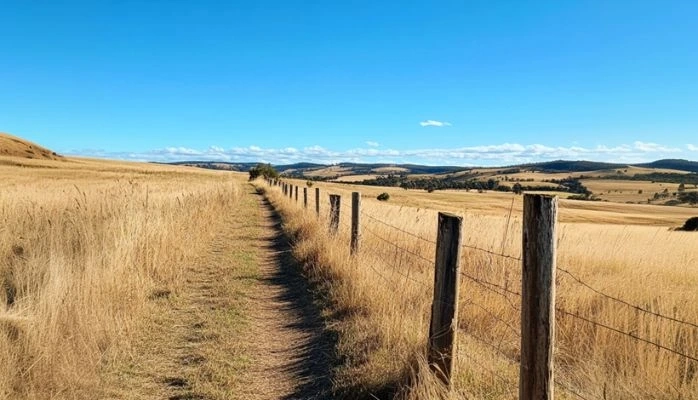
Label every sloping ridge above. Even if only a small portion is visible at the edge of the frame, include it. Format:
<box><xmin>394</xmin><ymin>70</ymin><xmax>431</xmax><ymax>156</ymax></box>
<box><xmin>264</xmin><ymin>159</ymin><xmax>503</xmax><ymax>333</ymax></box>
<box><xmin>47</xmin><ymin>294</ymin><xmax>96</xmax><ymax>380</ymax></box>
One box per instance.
<box><xmin>0</xmin><ymin>132</ymin><xmax>63</xmax><ymax>161</ymax></box>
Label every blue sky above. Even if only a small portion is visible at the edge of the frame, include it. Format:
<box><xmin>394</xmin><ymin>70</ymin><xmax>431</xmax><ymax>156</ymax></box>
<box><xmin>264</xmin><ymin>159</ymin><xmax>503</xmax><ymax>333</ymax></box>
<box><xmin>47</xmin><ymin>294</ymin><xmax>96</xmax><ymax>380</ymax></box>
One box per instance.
<box><xmin>1</xmin><ymin>1</ymin><xmax>697</xmax><ymax>165</ymax></box>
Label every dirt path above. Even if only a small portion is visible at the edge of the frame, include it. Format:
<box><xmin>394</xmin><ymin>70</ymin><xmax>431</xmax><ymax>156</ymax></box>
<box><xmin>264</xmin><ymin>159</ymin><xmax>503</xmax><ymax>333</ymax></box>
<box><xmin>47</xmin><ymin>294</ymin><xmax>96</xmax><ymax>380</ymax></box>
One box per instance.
<box><xmin>100</xmin><ymin>188</ymin><xmax>333</xmax><ymax>400</ymax></box>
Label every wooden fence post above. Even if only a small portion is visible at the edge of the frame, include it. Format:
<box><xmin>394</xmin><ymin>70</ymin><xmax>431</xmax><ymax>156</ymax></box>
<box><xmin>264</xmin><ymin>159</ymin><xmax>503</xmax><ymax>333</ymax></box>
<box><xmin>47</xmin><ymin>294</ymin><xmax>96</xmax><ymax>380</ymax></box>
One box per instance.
<box><xmin>295</xmin><ymin>186</ymin><xmax>298</xmax><ymax>202</ymax></box>
<box><xmin>428</xmin><ymin>212</ymin><xmax>463</xmax><ymax>388</ymax></box>
<box><xmin>351</xmin><ymin>192</ymin><xmax>361</xmax><ymax>255</ymax></box>
<box><xmin>329</xmin><ymin>194</ymin><xmax>340</xmax><ymax>233</ymax></box>
<box><xmin>289</xmin><ymin>185</ymin><xmax>293</xmax><ymax>200</ymax></box>
<box><xmin>303</xmin><ymin>188</ymin><xmax>308</xmax><ymax>209</ymax></box>
<box><xmin>315</xmin><ymin>188</ymin><xmax>320</xmax><ymax>217</ymax></box>
<box><xmin>520</xmin><ymin>194</ymin><xmax>558</xmax><ymax>400</ymax></box>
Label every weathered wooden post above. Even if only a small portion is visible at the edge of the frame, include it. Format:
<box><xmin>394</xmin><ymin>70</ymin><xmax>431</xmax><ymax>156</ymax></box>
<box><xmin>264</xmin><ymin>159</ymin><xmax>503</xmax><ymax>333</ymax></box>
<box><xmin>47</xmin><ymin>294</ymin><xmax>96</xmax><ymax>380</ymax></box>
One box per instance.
<box><xmin>289</xmin><ymin>185</ymin><xmax>293</xmax><ymax>199</ymax></box>
<box><xmin>315</xmin><ymin>188</ymin><xmax>320</xmax><ymax>217</ymax></box>
<box><xmin>520</xmin><ymin>194</ymin><xmax>558</xmax><ymax>400</ymax></box>
<box><xmin>295</xmin><ymin>185</ymin><xmax>298</xmax><ymax>202</ymax></box>
<box><xmin>329</xmin><ymin>194</ymin><xmax>340</xmax><ymax>233</ymax></box>
<box><xmin>303</xmin><ymin>187</ymin><xmax>308</xmax><ymax>209</ymax></box>
<box><xmin>351</xmin><ymin>192</ymin><xmax>361</xmax><ymax>255</ymax></box>
<box><xmin>428</xmin><ymin>212</ymin><xmax>463</xmax><ymax>388</ymax></box>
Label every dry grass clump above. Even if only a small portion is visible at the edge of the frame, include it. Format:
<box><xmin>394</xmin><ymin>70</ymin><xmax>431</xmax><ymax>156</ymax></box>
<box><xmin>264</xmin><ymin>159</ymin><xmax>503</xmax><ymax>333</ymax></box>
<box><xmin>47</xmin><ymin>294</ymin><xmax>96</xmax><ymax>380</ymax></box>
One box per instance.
<box><xmin>266</xmin><ymin>181</ymin><xmax>698</xmax><ymax>399</ymax></box>
<box><xmin>0</xmin><ymin>159</ymin><xmax>243</xmax><ymax>398</ymax></box>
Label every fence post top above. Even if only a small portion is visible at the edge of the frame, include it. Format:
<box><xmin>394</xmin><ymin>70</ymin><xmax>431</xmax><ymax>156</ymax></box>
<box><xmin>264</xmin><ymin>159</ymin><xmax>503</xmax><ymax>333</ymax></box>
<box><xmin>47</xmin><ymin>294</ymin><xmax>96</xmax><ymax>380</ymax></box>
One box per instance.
<box><xmin>438</xmin><ymin>212</ymin><xmax>463</xmax><ymax>221</ymax></box>
<box><xmin>523</xmin><ymin>193</ymin><xmax>558</xmax><ymax>200</ymax></box>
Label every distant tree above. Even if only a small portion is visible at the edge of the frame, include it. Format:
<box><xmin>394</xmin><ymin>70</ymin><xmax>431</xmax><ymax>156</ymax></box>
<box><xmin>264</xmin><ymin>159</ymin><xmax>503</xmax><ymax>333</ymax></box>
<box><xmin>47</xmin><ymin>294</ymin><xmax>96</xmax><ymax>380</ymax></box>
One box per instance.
<box><xmin>248</xmin><ymin>163</ymin><xmax>279</xmax><ymax>181</ymax></box>
<box><xmin>678</xmin><ymin>183</ymin><xmax>686</xmax><ymax>192</ymax></box>
<box><xmin>377</xmin><ymin>192</ymin><xmax>390</xmax><ymax>201</ymax></box>
<box><xmin>512</xmin><ymin>183</ymin><xmax>523</xmax><ymax>195</ymax></box>
<box><xmin>306</xmin><ymin>180</ymin><xmax>314</xmax><ymax>187</ymax></box>
<box><xmin>679</xmin><ymin>192</ymin><xmax>698</xmax><ymax>205</ymax></box>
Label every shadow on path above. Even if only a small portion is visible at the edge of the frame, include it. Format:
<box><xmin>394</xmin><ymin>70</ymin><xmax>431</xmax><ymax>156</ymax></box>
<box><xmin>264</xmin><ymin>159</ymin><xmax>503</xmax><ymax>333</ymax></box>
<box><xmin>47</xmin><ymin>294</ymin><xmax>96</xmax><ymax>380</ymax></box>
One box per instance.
<box><xmin>253</xmin><ymin>192</ymin><xmax>337</xmax><ymax>400</ymax></box>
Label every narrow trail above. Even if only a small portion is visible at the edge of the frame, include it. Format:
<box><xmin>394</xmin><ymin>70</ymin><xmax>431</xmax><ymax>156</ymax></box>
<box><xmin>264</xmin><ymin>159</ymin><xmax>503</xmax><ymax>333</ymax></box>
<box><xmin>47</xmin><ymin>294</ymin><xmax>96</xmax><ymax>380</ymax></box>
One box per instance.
<box><xmin>99</xmin><ymin>188</ymin><xmax>333</xmax><ymax>400</ymax></box>
<box><xmin>237</xmin><ymin>193</ymin><xmax>334</xmax><ymax>399</ymax></box>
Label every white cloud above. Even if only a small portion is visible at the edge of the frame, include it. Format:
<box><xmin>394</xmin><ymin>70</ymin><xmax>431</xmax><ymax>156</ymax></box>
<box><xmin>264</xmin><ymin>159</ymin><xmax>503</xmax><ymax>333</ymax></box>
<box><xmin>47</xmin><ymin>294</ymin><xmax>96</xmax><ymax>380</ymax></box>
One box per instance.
<box><xmin>420</xmin><ymin>120</ymin><xmax>451</xmax><ymax>127</ymax></box>
<box><xmin>66</xmin><ymin>140</ymin><xmax>692</xmax><ymax>166</ymax></box>
<box><xmin>632</xmin><ymin>141</ymin><xmax>681</xmax><ymax>153</ymax></box>
<box><xmin>366</xmin><ymin>141</ymin><xmax>380</xmax><ymax>147</ymax></box>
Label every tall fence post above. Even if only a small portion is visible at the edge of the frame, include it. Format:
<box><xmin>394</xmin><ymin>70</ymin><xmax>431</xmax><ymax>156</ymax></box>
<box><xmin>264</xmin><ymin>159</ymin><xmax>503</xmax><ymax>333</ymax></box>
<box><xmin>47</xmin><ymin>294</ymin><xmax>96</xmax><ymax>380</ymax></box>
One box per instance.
<box><xmin>289</xmin><ymin>185</ymin><xmax>293</xmax><ymax>200</ymax></box>
<box><xmin>520</xmin><ymin>194</ymin><xmax>558</xmax><ymax>400</ymax></box>
<box><xmin>295</xmin><ymin>185</ymin><xmax>298</xmax><ymax>202</ymax></box>
<box><xmin>303</xmin><ymin>187</ymin><xmax>308</xmax><ymax>209</ymax></box>
<box><xmin>329</xmin><ymin>194</ymin><xmax>340</xmax><ymax>233</ymax></box>
<box><xmin>351</xmin><ymin>192</ymin><xmax>361</xmax><ymax>255</ymax></box>
<box><xmin>315</xmin><ymin>188</ymin><xmax>320</xmax><ymax>217</ymax></box>
<box><xmin>428</xmin><ymin>212</ymin><xmax>463</xmax><ymax>388</ymax></box>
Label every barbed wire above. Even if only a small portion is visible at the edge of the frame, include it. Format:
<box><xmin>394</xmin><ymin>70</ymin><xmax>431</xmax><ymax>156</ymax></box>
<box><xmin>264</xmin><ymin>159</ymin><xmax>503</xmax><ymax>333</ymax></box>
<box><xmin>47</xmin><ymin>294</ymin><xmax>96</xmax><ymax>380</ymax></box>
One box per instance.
<box><xmin>557</xmin><ymin>266</ymin><xmax>698</xmax><ymax>330</ymax></box>
<box><xmin>462</xmin><ymin>298</ymin><xmax>521</xmax><ymax>338</ymax></box>
<box><xmin>361</xmin><ymin>244</ymin><xmax>432</xmax><ymax>288</ymax></box>
<box><xmin>461</xmin><ymin>242</ymin><xmax>523</xmax><ymax>262</ymax></box>
<box><xmin>465</xmin><ymin>329</ymin><xmax>520</xmax><ymax>365</ymax></box>
<box><xmin>557</xmin><ymin>307</ymin><xmax>698</xmax><ymax>363</ymax></box>
<box><xmin>361</xmin><ymin>209</ymin><xmax>437</xmax><ymax>244</ymax></box>
<box><xmin>362</xmin><ymin>223</ymin><xmax>435</xmax><ymax>266</ymax></box>
<box><xmin>459</xmin><ymin>271</ymin><xmax>522</xmax><ymax>313</ymax></box>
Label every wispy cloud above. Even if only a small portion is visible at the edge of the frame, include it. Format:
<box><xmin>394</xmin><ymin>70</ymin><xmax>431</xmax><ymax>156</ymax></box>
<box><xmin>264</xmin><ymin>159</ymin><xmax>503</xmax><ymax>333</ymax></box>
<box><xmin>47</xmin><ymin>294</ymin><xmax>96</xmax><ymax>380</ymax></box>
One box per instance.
<box><xmin>66</xmin><ymin>140</ymin><xmax>690</xmax><ymax>166</ymax></box>
<box><xmin>420</xmin><ymin>120</ymin><xmax>451</xmax><ymax>127</ymax></box>
<box><xmin>366</xmin><ymin>141</ymin><xmax>380</xmax><ymax>147</ymax></box>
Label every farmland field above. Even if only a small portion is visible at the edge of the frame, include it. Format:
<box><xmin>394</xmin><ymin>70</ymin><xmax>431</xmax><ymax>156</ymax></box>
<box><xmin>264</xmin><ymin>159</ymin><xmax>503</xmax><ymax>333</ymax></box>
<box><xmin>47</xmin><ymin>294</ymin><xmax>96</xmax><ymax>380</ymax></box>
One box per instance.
<box><xmin>2</xmin><ymin>141</ymin><xmax>698</xmax><ymax>399</ymax></box>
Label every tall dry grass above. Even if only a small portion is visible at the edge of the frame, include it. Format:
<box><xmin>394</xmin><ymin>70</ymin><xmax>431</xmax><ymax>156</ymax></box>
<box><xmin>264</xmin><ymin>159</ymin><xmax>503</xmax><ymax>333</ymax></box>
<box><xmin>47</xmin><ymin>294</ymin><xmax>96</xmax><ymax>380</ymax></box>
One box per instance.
<box><xmin>266</xmin><ymin>181</ymin><xmax>698</xmax><ymax>399</ymax></box>
<box><xmin>0</xmin><ymin>159</ymin><xmax>243</xmax><ymax>398</ymax></box>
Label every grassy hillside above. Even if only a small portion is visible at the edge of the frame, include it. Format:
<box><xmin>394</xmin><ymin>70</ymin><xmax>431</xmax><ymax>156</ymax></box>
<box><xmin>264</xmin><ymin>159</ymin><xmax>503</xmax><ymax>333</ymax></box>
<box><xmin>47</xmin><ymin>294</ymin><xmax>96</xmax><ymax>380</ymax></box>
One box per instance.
<box><xmin>0</xmin><ymin>132</ymin><xmax>63</xmax><ymax>161</ymax></box>
<box><xmin>0</xmin><ymin>146</ymin><xmax>246</xmax><ymax>397</ymax></box>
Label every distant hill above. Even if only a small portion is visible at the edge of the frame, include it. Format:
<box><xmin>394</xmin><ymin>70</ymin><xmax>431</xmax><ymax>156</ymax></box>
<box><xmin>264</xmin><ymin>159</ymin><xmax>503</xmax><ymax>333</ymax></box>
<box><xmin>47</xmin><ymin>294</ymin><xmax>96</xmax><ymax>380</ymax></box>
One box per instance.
<box><xmin>168</xmin><ymin>161</ymin><xmax>259</xmax><ymax>171</ymax></box>
<box><xmin>635</xmin><ymin>159</ymin><xmax>698</xmax><ymax>173</ymax></box>
<box><xmin>0</xmin><ymin>132</ymin><xmax>63</xmax><ymax>161</ymax></box>
<box><xmin>169</xmin><ymin>159</ymin><xmax>698</xmax><ymax>177</ymax></box>
<box><xmin>519</xmin><ymin>160</ymin><xmax>628</xmax><ymax>172</ymax></box>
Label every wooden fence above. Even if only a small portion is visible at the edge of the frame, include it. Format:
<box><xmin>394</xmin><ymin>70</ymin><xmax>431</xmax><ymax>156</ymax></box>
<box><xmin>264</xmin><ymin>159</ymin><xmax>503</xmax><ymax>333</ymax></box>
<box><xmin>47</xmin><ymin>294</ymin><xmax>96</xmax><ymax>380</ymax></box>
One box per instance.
<box><xmin>263</xmin><ymin>178</ymin><xmax>698</xmax><ymax>400</ymax></box>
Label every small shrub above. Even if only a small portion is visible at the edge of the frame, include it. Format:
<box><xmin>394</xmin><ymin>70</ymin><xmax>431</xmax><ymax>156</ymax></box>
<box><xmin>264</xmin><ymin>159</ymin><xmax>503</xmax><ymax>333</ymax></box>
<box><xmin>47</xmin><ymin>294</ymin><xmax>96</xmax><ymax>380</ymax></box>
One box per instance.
<box><xmin>679</xmin><ymin>217</ymin><xmax>698</xmax><ymax>231</ymax></box>
<box><xmin>377</xmin><ymin>192</ymin><xmax>390</xmax><ymax>201</ymax></box>
<box><xmin>306</xmin><ymin>180</ymin><xmax>314</xmax><ymax>187</ymax></box>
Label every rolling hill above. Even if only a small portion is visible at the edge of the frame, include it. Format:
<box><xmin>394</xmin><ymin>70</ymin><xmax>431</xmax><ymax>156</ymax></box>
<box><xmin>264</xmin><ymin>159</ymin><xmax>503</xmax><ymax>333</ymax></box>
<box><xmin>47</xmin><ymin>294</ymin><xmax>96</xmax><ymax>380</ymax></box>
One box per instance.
<box><xmin>0</xmin><ymin>132</ymin><xmax>63</xmax><ymax>161</ymax></box>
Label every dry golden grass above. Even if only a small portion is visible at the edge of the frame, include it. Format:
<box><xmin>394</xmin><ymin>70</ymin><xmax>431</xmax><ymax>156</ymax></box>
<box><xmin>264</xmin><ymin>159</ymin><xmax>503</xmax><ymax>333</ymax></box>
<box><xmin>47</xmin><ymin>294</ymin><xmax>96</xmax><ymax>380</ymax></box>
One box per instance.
<box><xmin>334</xmin><ymin>174</ymin><xmax>380</xmax><ymax>182</ymax></box>
<box><xmin>583</xmin><ymin>179</ymin><xmax>698</xmax><ymax>204</ymax></box>
<box><xmin>0</xmin><ymin>133</ymin><xmax>63</xmax><ymax>161</ymax></box>
<box><xmin>0</xmin><ymin>156</ymin><xmax>245</xmax><ymax>398</ymax></box>
<box><xmin>292</xmin><ymin>179</ymin><xmax>698</xmax><ymax>226</ymax></box>
<box><xmin>268</xmin><ymin>179</ymin><xmax>698</xmax><ymax>399</ymax></box>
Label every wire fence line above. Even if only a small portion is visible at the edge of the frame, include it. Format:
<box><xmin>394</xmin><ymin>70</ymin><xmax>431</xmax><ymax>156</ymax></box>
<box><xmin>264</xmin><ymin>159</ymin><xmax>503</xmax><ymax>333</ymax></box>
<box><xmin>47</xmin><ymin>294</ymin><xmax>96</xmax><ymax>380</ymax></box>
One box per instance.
<box><xmin>557</xmin><ymin>266</ymin><xmax>698</xmax><ymax>330</ymax></box>
<box><xmin>361</xmin><ymin>209</ymin><xmax>438</xmax><ymax>244</ymax></box>
<box><xmin>267</xmin><ymin>180</ymin><xmax>698</xmax><ymax>398</ymax></box>
<box><xmin>557</xmin><ymin>307</ymin><xmax>698</xmax><ymax>364</ymax></box>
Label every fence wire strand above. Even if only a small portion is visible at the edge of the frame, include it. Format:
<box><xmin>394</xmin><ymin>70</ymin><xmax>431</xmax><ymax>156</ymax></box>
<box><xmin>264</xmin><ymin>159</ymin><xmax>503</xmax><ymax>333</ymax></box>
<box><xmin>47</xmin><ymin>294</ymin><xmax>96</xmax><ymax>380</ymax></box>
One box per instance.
<box><xmin>557</xmin><ymin>266</ymin><xmax>698</xmax><ymax>330</ymax></box>
<box><xmin>557</xmin><ymin>307</ymin><xmax>698</xmax><ymax>363</ymax></box>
